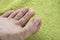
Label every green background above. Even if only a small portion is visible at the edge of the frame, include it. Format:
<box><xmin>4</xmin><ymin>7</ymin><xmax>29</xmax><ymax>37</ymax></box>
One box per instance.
<box><xmin>0</xmin><ymin>0</ymin><xmax>60</xmax><ymax>40</ymax></box>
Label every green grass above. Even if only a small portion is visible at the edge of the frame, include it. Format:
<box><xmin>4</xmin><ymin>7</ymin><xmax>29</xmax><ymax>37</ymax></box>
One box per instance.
<box><xmin>0</xmin><ymin>0</ymin><xmax>60</xmax><ymax>40</ymax></box>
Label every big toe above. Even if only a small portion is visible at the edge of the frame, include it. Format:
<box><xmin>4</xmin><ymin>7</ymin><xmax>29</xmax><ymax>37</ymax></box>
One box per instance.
<box><xmin>22</xmin><ymin>18</ymin><xmax>41</xmax><ymax>39</ymax></box>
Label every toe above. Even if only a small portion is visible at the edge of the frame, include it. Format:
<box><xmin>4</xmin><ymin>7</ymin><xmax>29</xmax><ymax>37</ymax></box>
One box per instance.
<box><xmin>22</xmin><ymin>18</ymin><xmax>41</xmax><ymax>39</ymax></box>
<box><xmin>8</xmin><ymin>9</ymin><xmax>19</xmax><ymax>18</ymax></box>
<box><xmin>1</xmin><ymin>10</ymin><xmax>14</xmax><ymax>17</ymax></box>
<box><xmin>14</xmin><ymin>8</ymin><xmax>29</xmax><ymax>20</ymax></box>
<box><xmin>17</xmin><ymin>10</ymin><xmax>35</xmax><ymax>26</ymax></box>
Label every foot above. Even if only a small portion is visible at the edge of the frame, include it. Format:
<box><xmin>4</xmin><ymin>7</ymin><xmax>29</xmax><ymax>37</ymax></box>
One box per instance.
<box><xmin>0</xmin><ymin>8</ymin><xmax>41</xmax><ymax>40</ymax></box>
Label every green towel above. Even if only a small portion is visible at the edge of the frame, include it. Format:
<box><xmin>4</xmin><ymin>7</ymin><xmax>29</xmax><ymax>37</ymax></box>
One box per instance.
<box><xmin>0</xmin><ymin>0</ymin><xmax>60</xmax><ymax>40</ymax></box>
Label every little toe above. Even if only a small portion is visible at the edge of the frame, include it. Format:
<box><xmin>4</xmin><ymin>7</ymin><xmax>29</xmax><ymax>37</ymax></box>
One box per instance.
<box><xmin>1</xmin><ymin>10</ymin><xmax>14</xmax><ymax>18</ymax></box>
<box><xmin>22</xmin><ymin>18</ymin><xmax>41</xmax><ymax>39</ymax></box>
<box><xmin>8</xmin><ymin>9</ymin><xmax>20</xmax><ymax>18</ymax></box>
<box><xmin>17</xmin><ymin>10</ymin><xmax>35</xmax><ymax>26</ymax></box>
<box><xmin>14</xmin><ymin>8</ymin><xmax>29</xmax><ymax>20</ymax></box>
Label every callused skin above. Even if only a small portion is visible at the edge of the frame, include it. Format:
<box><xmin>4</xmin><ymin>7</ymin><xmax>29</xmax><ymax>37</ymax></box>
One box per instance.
<box><xmin>0</xmin><ymin>8</ymin><xmax>41</xmax><ymax>40</ymax></box>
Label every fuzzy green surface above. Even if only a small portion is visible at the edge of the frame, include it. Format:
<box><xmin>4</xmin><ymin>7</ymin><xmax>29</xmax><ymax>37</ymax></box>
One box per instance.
<box><xmin>0</xmin><ymin>0</ymin><xmax>60</xmax><ymax>40</ymax></box>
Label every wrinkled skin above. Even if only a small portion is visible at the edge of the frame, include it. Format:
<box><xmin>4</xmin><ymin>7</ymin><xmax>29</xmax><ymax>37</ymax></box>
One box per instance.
<box><xmin>0</xmin><ymin>8</ymin><xmax>41</xmax><ymax>40</ymax></box>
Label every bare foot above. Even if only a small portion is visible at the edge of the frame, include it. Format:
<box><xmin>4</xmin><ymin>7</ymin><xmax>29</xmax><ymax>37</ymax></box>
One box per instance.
<box><xmin>0</xmin><ymin>8</ymin><xmax>41</xmax><ymax>40</ymax></box>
